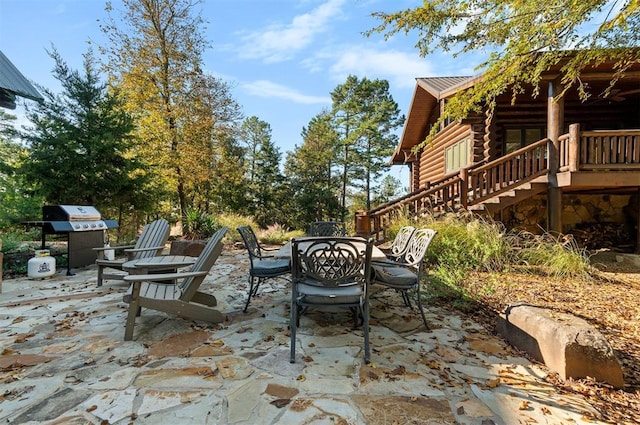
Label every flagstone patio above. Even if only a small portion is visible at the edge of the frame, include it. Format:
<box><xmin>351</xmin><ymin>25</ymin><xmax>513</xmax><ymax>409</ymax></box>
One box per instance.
<box><xmin>0</xmin><ymin>246</ymin><xmax>606</xmax><ymax>424</ymax></box>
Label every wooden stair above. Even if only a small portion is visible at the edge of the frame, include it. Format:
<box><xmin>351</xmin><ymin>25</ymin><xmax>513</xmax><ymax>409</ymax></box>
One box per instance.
<box><xmin>468</xmin><ymin>180</ymin><xmax>548</xmax><ymax>215</ymax></box>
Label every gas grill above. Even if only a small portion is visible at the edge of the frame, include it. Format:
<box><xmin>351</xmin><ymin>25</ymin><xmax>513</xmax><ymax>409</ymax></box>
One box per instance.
<box><xmin>24</xmin><ymin>205</ymin><xmax>118</xmax><ymax>275</ymax></box>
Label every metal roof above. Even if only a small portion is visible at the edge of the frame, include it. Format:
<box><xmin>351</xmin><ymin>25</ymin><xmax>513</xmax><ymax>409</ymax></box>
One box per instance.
<box><xmin>0</xmin><ymin>50</ymin><xmax>43</xmax><ymax>108</ymax></box>
<box><xmin>416</xmin><ymin>76</ymin><xmax>475</xmax><ymax>99</ymax></box>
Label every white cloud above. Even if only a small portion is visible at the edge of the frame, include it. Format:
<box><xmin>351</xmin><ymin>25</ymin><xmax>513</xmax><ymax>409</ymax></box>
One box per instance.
<box><xmin>236</xmin><ymin>0</ymin><xmax>346</xmax><ymax>63</ymax></box>
<box><xmin>241</xmin><ymin>80</ymin><xmax>330</xmax><ymax>104</ymax></box>
<box><xmin>327</xmin><ymin>47</ymin><xmax>435</xmax><ymax>88</ymax></box>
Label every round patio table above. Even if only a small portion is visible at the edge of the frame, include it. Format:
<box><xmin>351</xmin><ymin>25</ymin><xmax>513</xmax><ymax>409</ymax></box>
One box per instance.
<box><xmin>122</xmin><ymin>255</ymin><xmax>196</xmax><ymax>275</ymax></box>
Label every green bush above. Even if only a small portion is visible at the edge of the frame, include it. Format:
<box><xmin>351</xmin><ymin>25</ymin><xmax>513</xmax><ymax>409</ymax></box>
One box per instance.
<box><xmin>417</xmin><ymin>213</ymin><xmax>511</xmax><ymax>286</ymax></box>
<box><xmin>1</xmin><ymin>233</ymin><xmax>22</xmax><ymax>253</ymax></box>
<box><xmin>182</xmin><ymin>209</ymin><xmax>220</xmax><ymax>240</ymax></box>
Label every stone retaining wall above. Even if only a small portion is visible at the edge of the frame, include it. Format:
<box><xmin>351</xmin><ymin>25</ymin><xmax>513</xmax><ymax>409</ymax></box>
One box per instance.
<box><xmin>503</xmin><ymin>193</ymin><xmax>633</xmax><ymax>235</ymax></box>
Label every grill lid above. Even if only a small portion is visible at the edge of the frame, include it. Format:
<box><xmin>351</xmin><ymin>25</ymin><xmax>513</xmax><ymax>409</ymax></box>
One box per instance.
<box><xmin>43</xmin><ymin>205</ymin><xmax>101</xmax><ymax>221</ymax></box>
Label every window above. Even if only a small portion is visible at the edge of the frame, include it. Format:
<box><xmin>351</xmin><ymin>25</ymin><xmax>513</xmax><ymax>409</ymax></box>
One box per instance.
<box><xmin>504</xmin><ymin>128</ymin><xmax>545</xmax><ymax>154</ymax></box>
<box><xmin>445</xmin><ymin>138</ymin><xmax>470</xmax><ymax>173</ymax></box>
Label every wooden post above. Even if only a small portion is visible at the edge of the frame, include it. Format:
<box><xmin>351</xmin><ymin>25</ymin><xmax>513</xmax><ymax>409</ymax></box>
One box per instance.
<box><xmin>459</xmin><ymin>167</ymin><xmax>469</xmax><ymax>209</ymax></box>
<box><xmin>636</xmin><ymin>189</ymin><xmax>640</xmax><ymax>254</ymax></box>
<box><xmin>568</xmin><ymin>123</ymin><xmax>580</xmax><ymax>172</ymax></box>
<box><xmin>547</xmin><ymin>80</ymin><xmax>564</xmax><ymax>233</ymax></box>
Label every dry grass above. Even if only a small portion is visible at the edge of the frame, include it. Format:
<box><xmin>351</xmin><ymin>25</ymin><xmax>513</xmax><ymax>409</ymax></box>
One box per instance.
<box><xmin>438</xmin><ymin>250</ymin><xmax>640</xmax><ymax>424</ymax></box>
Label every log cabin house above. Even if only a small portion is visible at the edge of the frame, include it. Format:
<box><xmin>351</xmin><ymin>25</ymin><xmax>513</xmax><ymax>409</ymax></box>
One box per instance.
<box><xmin>361</xmin><ymin>54</ymin><xmax>640</xmax><ymax>252</ymax></box>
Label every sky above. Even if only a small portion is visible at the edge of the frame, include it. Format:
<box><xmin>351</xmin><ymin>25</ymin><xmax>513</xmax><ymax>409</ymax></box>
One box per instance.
<box><xmin>0</xmin><ymin>0</ymin><xmax>482</xmax><ymax>184</ymax></box>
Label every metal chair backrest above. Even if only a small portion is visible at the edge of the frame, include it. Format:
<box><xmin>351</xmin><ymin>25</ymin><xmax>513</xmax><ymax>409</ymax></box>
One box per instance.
<box><xmin>309</xmin><ymin>221</ymin><xmax>347</xmax><ymax>237</ymax></box>
<box><xmin>403</xmin><ymin>228</ymin><xmax>437</xmax><ymax>267</ymax></box>
<box><xmin>292</xmin><ymin>237</ymin><xmax>372</xmax><ymax>288</ymax></box>
<box><xmin>388</xmin><ymin>226</ymin><xmax>416</xmax><ymax>259</ymax></box>
<box><xmin>237</xmin><ymin>225</ymin><xmax>262</xmax><ymax>261</ymax></box>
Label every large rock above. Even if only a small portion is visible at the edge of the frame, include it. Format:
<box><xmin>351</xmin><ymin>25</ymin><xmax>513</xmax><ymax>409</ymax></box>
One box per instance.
<box><xmin>169</xmin><ymin>239</ymin><xmax>207</xmax><ymax>256</ymax></box>
<box><xmin>496</xmin><ymin>303</ymin><xmax>624</xmax><ymax>388</ymax></box>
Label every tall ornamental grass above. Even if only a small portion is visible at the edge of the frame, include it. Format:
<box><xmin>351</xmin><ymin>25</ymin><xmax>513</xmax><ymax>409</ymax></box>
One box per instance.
<box><xmin>384</xmin><ymin>212</ymin><xmax>594</xmax><ymax>293</ymax></box>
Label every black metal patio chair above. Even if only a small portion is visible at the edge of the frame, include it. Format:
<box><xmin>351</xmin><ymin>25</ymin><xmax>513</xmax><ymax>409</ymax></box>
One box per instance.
<box><xmin>237</xmin><ymin>225</ymin><xmax>291</xmax><ymax>312</ymax></box>
<box><xmin>289</xmin><ymin>236</ymin><xmax>373</xmax><ymax>364</ymax></box>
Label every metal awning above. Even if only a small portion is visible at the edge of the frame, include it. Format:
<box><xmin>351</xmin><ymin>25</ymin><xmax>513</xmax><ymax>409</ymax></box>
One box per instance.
<box><xmin>0</xmin><ymin>50</ymin><xmax>43</xmax><ymax>109</ymax></box>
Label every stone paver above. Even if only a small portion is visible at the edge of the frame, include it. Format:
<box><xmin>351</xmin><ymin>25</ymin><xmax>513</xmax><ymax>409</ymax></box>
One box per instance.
<box><xmin>0</xmin><ymin>247</ymin><xmax>606</xmax><ymax>424</ymax></box>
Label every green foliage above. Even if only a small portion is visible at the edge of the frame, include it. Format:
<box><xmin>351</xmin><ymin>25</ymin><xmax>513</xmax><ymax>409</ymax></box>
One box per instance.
<box><xmin>219</xmin><ymin>213</ymin><xmax>259</xmax><ymax>244</ymax></box>
<box><xmin>374</xmin><ymin>175</ymin><xmax>404</xmax><ymax>205</ymax></box>
<box><xmin>102</xmin><ymin>0</ymin><xmax>242</xmax><ymax>223</ymax></box>
<box><xmin>367</xmin><ymin>1</ymin><xmax>640</xmax><ymax>144</ymax></box>
<box><xmin>182</xmin><ymin>209</ymin><xmax>220</xmax><ymax>240</ymax></box>
<box><xmin>394</xmin><ymin>213</ymin><xmax>593</xmax><ymax>293</ymax></box>
<box><xmin>0</xmin><ymin>111</ymin><xmax>44</xmax><ymax>228</ymax></box>
<box><xmin>421</xmin><ymin>214</ymin><xmax>510</xmax><ymax>287</ymax></box>
<box><xmin>0</xmin><ymin>232</ymin><xmax>27</xmax><ymax>253</ymax></box>
<box><xmin>284</xmin><ymin>111</ymin><xmax>343</xmax><ymax>229</ymax></box>
<box><xmin>19</xmin><ymin>48</ymin><xmax>151</xmax><ymax>214</ymax></box>
<box><xmin>330</xmin><ymin>75</ymin><xmax>404</xmax><ymax>212</ymax></box>
<box><xmin>204</xmin><ymin>136</ymin><xmax>251</xmax><ymax>215</ymax></box>
<box><xmin>512</xmin><ymin>231</ymin><xmax>594</xmax><ymax>280</ymax></box>
<box><xmin>253</xmin><ymin>137</ymin><xmax>287</xmax><ymax>228</ymax></box>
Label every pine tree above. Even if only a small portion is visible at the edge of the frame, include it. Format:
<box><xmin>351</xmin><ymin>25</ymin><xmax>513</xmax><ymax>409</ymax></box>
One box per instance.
<box><xmin>20</xmin><ymin>48</ymin><xmax>150</xmax><ymax>218</ymax></box>
<box><xmin>330</xmin><ymin>75</ymin><xmax>404</xmax><ymax>213</ymax></box>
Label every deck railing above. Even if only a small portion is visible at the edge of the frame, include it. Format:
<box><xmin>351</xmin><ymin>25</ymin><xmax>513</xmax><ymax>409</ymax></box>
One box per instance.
<box><xmin>359</xmin><ymin>124</ymin><xmax>640</xmax><ymax>239</ymax></box>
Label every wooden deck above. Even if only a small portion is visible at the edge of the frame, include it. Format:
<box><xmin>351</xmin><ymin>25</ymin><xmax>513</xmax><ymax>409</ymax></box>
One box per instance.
<box><xmin>360</xmin><ymin>125</ymin><xmax>640</xmax><ymax>247</ymax></box>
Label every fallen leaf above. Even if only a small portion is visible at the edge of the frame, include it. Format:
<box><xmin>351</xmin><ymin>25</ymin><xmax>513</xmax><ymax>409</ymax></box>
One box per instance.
<box><xmin>518</xmin><ymin>400</ymin><xmax>530</xmax><ymax>410</ymax></box>
<box><xmin>486</xmin><ymin>378</ymin><xmax>500</xmax><ymax>388</ymax></box>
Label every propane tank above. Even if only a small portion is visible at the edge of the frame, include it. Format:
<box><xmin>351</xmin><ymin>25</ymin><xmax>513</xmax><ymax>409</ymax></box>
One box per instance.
<box><xmin>28</xmin><ymin>250</ymin><xmax>56</xmax><ymax>279</ymax></box>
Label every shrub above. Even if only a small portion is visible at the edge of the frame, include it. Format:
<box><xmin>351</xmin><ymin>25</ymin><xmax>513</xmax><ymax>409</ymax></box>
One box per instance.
<box><xmin>182</xmin><ymin>209</ymin><xmax>220</xmax><ymax>240</ymax></box>
<box><xmin>219</xmin><ymin>214</ymin><xmax>259</xmax><ymax>244</ymax></box>
<box><xmin>416</xmin><ymin>213</ymin><xmax>511</xmax><ymax>287</ymax></box>
<box><xmin>381</xmin><ymin>212</ymin><xmax>594</xmax><ymax>305</ymax></box>
<box><xmin>513</xmin><ymin>231</ymin><xmax>593</xmax><ymax>280</ymax></box>
<box><xmin>1</xmin><ymin>232</ymin><xmax>24</xmax><ymax>253</ymax></box>
<box><xmin>258</xmin><ymin>223</ymin><xmax>304</xmax><ymax>245</ymax></box>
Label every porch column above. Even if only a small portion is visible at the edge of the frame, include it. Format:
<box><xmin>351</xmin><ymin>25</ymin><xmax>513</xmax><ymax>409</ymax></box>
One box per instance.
<box><xmin>547</xmin><ymin>79</ymin><xmax>564</xmax><ymax>233</ymax></box>
<box><xmin>636</xmin><ymin>189</ymin><xmax>640</xmax><ymax>254</ymax></box>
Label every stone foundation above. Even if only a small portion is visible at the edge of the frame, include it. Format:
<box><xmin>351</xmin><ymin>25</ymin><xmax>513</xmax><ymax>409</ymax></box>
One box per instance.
<box><xmin>504</xmin><ymin>194</ymin><xmax>633</xmax><ymax>236</ymax></box>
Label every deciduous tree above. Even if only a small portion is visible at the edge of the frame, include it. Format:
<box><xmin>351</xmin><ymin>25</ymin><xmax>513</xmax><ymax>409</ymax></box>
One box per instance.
<box><xmin>0</xmin><ymin>111</ymin><xmax>43</xmax><ymax>227</ymax></box>
<box><xmin>368</xmin><ymin>1</ymin><xmax>640</xmax><ymax>144</ymax></box>
<box><xmin>101</xmin><ymin>0</ymin><xmax>241</xmax><ymax>222</ymax></box>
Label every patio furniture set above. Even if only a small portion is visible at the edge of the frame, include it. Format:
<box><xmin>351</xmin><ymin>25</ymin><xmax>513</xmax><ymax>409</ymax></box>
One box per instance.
<box><xmin>96</xmin><ymin>220</ymin><xmax>437</xmax><ymax>363</ymax></box>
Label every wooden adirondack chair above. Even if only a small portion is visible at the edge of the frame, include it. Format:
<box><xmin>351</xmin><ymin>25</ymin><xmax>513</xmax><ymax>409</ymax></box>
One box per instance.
<box><xmin>94</xmin><ymin>219</ymin><xmax>170</xmax><ymax>287</ymax></box>
<box><xmin>122</xmin><ymin>227</ymin><xmax>227</xmax><ymax>341</ymax></box>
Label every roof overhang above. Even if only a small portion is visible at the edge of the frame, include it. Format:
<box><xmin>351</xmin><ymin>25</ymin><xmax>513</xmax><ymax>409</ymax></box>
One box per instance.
<box><xmin>0</xmin><ymin>50</ymin><xmax>43</xmax><ymax>109</ymax></box>
<box><xmin>391</xmin><ymin>76</ymin><xmax>475</xmax><ymax>164</ymax></box>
